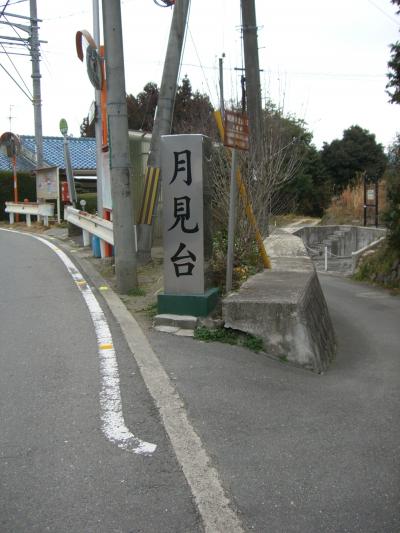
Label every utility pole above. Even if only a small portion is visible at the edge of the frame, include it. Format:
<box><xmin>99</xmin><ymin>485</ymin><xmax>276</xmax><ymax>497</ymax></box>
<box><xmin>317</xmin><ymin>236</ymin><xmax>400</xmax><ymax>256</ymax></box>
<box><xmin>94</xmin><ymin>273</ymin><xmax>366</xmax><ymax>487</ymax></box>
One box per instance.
<box><xmin>219</xmin><ymin>54</ymin><xmax>225</xmax><ymax>119</ymax></box>
<box><xmin>240</xmin><ymin>0</ymin><xmax>264</xmax><ymax>167</ymax></box>
<box><xmin>92</xmin><ymin>0</ymin><xmax>103</xmax><ymax>217</ymax></box>
<box><xmin>0</xmin><ymin>5</ymin><xmax>44</xmax><ymax>169</ymax></box>
<box><xmin>102</xmin><ymin>0</ymin><xmax>138</xmax><ymax>292</ymax></box>
<box><xmin>221</xmin><ymin>54</ymin><xmax>238</xmax><ymax>293</ymax></box>
<box><xmin>29</xmin><ymin>0</ymin><xmax>43</xmax><ymax>168</ymax></box>
<box><xmin>136</xmin><ymin>0</ymin><xmax>191</xmax><ymax>263</ymax></box>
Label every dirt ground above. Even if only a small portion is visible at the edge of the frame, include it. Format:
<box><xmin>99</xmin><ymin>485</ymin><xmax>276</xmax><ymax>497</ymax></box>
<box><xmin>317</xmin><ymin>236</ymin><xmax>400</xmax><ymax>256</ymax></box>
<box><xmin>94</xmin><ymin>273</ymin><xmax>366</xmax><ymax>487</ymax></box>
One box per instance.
<box><xmin>86</xmin><ymin>253</ymin><xmax>164</xmax><ymax>330</ymax></box>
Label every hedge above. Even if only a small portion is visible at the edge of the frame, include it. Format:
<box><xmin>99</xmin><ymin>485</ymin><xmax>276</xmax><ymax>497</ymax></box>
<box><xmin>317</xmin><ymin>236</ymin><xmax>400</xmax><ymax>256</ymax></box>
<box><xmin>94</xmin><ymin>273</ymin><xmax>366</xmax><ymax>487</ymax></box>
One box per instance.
<box><xmin>0</xmin><ymin>171</ymin><xmax>37</xmax><ymax>221</ymax></box>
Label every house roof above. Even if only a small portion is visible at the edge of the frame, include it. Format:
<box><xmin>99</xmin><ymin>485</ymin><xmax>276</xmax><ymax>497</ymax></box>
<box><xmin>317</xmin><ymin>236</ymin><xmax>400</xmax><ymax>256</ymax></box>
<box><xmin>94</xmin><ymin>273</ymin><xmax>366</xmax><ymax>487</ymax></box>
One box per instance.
<box><xmin>0</xmin><ymin>135</ymin><xmax>96</xmax><ymax>173</ymax></box>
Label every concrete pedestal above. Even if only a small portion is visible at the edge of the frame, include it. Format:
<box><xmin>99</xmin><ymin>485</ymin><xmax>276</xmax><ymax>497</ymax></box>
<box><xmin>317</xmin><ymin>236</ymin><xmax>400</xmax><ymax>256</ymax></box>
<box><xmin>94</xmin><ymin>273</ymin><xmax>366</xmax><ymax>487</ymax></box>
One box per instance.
<box><xmin>158</xmin><ymin>287</ymin><xmax>219</xmax><ymax>317</ymax></box>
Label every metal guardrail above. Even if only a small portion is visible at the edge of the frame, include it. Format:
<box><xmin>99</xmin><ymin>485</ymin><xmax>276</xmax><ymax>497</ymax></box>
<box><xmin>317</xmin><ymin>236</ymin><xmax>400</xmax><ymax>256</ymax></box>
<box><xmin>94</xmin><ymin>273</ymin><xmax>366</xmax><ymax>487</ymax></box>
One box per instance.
<box><xmin>304</xmin><ymin>243</ymin><xmax>353</xmax><ymax>272</ymax></box>
<box><xmin>65</xmin><ymin>206</ymin><xmax>114</xmax><ymax>246</ymax></box>
<box><xmin>5</xmin><ymin>201</ymin><xmax>55</xmax><ymax>226</ymax></box>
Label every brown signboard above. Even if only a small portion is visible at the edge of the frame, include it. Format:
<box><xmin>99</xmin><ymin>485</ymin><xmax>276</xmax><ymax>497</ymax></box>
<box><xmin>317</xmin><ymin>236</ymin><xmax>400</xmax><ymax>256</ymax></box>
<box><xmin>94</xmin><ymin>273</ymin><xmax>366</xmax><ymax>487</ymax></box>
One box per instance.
<box><xmin>224</xmin><ymin>111</ymin><xmax>249</xmax><ymax>151</ymax></box>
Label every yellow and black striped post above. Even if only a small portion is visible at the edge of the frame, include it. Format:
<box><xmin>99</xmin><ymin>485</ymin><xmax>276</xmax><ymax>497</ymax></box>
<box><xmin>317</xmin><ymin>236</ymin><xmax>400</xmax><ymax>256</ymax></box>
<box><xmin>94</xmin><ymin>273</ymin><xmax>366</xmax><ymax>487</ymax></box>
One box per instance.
<box><xmin>137</xmin><ymin>166</ymin><xmax>161</xmax><ymax>225</ymax></box>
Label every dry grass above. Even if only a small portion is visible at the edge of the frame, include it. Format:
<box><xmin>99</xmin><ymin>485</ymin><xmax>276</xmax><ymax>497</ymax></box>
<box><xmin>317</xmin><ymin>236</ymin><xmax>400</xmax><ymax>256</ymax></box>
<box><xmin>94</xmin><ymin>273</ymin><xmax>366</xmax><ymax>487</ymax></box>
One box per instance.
<box><xmin>323</xmin><ymin>180</ymin><xmax>387</xmax><ymax>225</ymax></box>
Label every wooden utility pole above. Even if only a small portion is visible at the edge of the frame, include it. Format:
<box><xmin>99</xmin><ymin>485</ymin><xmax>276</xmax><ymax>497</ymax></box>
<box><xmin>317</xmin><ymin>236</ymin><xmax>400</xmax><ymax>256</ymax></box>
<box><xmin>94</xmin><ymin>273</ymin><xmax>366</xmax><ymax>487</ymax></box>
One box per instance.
<box><xmin>102</xmin><ymin>0</ymin><xmax>138</xmax><ymax>292</ymax></box>
<box><xmin>240</xmin><ymin>0</ymin><xmax>264</xmax><ymax>167</ymax></box>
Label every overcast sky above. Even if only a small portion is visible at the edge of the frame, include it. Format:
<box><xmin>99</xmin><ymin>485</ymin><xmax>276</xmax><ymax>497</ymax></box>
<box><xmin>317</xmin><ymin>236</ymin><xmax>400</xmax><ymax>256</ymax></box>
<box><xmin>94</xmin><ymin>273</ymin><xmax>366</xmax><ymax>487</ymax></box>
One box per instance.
<box><xmin>0</xmin><ymin>0</ymin><xmax>399</xmax><ymax>149</ymax></box>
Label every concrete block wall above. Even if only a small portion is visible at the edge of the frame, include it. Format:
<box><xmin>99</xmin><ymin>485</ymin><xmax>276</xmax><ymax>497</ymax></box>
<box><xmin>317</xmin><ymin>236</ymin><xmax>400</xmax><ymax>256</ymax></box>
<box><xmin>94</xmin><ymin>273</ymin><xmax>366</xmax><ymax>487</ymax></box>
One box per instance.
<box><xmin>355</xmin><ymin>227</ymin><xmax>386</xmax><ymax>249</ymax></box>
<box><xmin>295</xmin><ymin>225</ymin><xmax>386</xmax><ymax>257</ymax></box>
<box><xmin>223</xmin><ymin>232</ymin><xmax>336</xmax><ymax>373</ymax></box>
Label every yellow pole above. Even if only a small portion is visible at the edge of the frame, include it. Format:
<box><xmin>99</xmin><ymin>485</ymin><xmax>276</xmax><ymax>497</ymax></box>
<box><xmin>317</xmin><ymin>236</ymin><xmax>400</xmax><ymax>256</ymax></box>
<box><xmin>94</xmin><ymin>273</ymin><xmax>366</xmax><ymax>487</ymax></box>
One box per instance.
<box><xmin>214</xmin><ymin>111</ymin><xmax>271</xmax><ymax>269</ymax></box>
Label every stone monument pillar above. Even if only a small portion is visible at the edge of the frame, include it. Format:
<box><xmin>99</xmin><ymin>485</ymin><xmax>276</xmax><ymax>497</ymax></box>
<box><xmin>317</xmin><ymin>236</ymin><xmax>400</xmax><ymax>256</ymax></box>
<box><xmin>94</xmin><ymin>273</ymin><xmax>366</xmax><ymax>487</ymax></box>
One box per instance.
<box><xmin>158</xmin><ymin>134</ymin><xmax>218</xmax><ymax>316</ymax></box>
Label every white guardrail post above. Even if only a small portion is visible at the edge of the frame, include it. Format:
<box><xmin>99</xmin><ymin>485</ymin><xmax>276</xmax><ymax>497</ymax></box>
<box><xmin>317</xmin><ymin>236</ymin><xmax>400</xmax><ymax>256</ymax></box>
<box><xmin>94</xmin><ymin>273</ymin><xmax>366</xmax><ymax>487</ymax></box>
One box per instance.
<box><xmin>65</xmin><ymin>207</ymin><xmax>114</xmax><ymax>257</ymax></box>
<box><xmin>324</xmin><ymin>246</ymin><xmax>328</xmax><ymax>271</ymax></box>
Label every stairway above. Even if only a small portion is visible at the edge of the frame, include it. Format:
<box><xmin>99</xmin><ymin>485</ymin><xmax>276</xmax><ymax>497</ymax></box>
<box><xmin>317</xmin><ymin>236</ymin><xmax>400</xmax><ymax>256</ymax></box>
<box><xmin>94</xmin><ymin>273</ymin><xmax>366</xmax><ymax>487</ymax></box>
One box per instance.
<box><xmin>307</xmin><ymin>227</ymin><xmax>353</xmax><ymax>273</ymax></box>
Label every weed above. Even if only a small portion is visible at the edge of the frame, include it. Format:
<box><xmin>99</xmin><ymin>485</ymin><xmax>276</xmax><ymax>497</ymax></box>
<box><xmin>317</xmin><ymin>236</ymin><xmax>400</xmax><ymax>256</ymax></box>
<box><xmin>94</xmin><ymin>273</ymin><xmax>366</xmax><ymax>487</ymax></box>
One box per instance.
<box><xmin>194</xmin><ymin>326</ymin><xmax>264</xmax><ymax>353</ymax></box>
<box><xmin>194</xmin><ymin>326</ymin><xmax>238</xmax><ymax>345</ymax></box>
<box><xmin>127</xmin><ymin>287</ymin><xmax>147</xmax><ymax>297</ymax></box>
<box><xmin>242</xmin><ymin>334</ymin><xmax>264</xmax><ymax>353</ymax></box>
<box><xmin>144</xmin><ymin>302</ymin><xmax>158</xmax><ymax>318</ymax></box>
<box><xmin>210</xmin><ymin>230</ymin><xmax>264</xmax><ymax>294</ymax></box>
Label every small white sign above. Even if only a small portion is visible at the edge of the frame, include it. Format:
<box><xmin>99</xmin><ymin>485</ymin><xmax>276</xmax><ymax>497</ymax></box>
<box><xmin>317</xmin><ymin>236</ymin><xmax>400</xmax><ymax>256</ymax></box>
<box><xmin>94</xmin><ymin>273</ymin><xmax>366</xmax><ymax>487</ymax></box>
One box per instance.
<box><xmin>101</xmin><ymin>150</ymin><xmax>112</xmax><ymax>210</ymax></box>
<box><xmin>367</xmin><ymin>189</ymin><xmax>375</xmax><ymax>201</ymax></box>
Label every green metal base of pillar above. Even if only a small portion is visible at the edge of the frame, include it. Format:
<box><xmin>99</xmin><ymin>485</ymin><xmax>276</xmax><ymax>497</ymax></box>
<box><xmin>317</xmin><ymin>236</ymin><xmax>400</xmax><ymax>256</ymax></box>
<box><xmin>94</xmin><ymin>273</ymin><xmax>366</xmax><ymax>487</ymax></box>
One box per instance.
<box><xmin>157</xmin><ymin>288</ymin><xmax>219</xmax><ymax>317</ymax></box>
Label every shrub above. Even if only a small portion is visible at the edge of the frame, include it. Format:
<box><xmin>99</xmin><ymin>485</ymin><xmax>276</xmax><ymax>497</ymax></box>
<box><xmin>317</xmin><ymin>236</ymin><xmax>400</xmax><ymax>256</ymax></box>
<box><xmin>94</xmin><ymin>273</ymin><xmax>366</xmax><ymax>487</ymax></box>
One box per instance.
<box><xmin>0</xmin><ymin>171</ymin><xmax>36</xmax><ymax>220</ymax></box>
<box><xmin>210</xmin><ymin>230</ymin><xmax>263</xmax><ymax>293</ymax></box>
<box><xmin>354</xmin><ymin>243</ymin><xmax>400</xmax><ymax>289</ymax></box>
<box><xmin>382</xmin><ymin>174</ymin><xmax>400</xmax><ymax>252</ymax></box>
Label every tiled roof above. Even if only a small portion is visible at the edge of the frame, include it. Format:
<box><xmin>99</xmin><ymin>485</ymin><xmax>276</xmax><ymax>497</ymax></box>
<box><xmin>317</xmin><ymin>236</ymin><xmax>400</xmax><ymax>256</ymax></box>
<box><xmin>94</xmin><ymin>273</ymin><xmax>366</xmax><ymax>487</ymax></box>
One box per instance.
<box><xmin>0</xmin><ymin>135</ymin><xmax>96</xmax><ymax>172</ymax></box>
<box><xmin>0</xmin><ymin>150</ymin><xmax>34</xmax><ymax>172</ymax></box>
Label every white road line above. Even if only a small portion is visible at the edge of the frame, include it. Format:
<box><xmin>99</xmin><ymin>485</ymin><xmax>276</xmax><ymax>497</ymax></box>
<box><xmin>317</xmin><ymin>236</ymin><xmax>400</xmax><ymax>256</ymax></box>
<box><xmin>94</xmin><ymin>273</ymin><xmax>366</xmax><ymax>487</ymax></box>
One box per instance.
<box><xmin>95</xmin><ymin>264</ymin><xmax>245</xmax><ymax>532</ymax></box>
<box><xmin>3</xmin><ymin>229</ymin><xmax>243</xmax><ymax>531</ymax></box>
<box><xmin>1</xmin><ymin>229</ymin><xmax>156</xmax><ymax>456</ymax></box>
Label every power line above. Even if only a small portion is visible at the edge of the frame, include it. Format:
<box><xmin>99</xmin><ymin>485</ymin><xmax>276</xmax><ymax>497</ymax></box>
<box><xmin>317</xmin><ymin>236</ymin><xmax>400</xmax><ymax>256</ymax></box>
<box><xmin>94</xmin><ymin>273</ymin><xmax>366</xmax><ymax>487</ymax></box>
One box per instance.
<box><xmin>0</xmin><ymin>61</ymin><xmax>32</xmax><ymax>100</ymax></box>
<box><xmin>42</xmin><ymin>8</ymin><xmax>89</xmax><ymax>22</ymax></box>
<box><xmin>1</xmin><ymin>41</ymin><xmax>32</xmax><ymax>95</ymax></box>
<box><xmin>0</xmin><ymin>0</ymin><xmax>10</xmax><ymax>17</ymax></box>
<box><xmin>3</xmin><ymin>13</ymin><xmax>30</xmax><ymax>53</ymax></box>
<box><xmin>0</xmin><ymin>0</ymin><xmax>27</xmax><ymax>11</ymax></box>
<box><xmin>366</xmin><ymin>0</ymin><xmax>399</xmax><ymax>25</ymax></box>
<box><xmin>187</xmin><ymin>27</ymin><xmax>217</xmax><ymax>103</ymax></box>
<box><xmin>181</xmin><ymin>61</ymin><xmax>387</xmax><ymax>81</ymax></box>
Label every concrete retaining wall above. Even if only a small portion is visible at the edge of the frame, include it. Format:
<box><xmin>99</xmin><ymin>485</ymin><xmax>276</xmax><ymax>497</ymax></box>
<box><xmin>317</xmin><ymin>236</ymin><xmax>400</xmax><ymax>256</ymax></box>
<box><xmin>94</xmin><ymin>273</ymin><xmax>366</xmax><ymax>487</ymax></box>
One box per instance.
<box><xmin>223</xmin><ymin>232</ymin><xmax>336</xmax><ymax>373</ymax></box>
<box><xmin>351</xmin><ymin>236</ymin><xmax>386</xmax><ymax>273</ymax></box>
<box><xmin>295</xmin><ymin>225</ymin><xmax>386</xmax><ymax>256</ymax></box>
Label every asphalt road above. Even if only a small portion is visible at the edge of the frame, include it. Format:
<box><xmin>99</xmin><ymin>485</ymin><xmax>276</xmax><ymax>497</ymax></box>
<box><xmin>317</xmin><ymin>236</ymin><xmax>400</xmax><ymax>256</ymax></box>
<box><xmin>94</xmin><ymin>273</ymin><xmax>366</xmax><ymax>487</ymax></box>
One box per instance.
<box><xmin>2</xmin><ymin>227</ymin><xmax>399</xmax><ymax>533</ymax></box>
<box><xmin>147</xmin><ymin>273</ymin><xmax>400</xmax><ymax>533</ymax></box>
<box><xmin>0</xmin><ymin>229</ymin><xmax>202</xmax><ymax>533</ymax></box>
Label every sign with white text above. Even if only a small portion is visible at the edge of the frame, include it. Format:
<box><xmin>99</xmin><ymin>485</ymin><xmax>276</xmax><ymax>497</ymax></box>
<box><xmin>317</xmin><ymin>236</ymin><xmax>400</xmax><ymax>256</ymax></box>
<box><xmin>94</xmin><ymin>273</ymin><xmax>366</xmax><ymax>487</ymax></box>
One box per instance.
<box><xmin>224</xmin><ymin>110</ymin><xmax>249</xmax><ymax>151</ymax></box>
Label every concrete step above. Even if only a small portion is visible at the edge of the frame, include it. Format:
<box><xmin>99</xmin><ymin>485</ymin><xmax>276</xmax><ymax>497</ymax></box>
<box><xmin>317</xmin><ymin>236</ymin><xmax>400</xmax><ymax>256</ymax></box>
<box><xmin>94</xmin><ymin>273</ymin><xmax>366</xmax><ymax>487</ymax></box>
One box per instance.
<box><xmin>154</xmin><ymin>314</ymin><xmax>198</xmax><ymax>335</ymax></box>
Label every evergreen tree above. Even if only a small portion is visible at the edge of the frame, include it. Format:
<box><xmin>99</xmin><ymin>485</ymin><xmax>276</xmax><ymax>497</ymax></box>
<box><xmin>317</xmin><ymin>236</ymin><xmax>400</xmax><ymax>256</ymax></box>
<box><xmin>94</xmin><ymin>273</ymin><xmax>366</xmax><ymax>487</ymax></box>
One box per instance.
<box><xmin>321</xmin><ymin>125</ymin><xmax>387</xmax><ymax>193</ymax></box>
<box><xmin>383</xmin><ymin>135</ymin><xmax>400</xmax><ymax>252</ymax></box>
<box><xmin>80</xmin><ymin>76</ymin><xmax>217</xmax><ymax>139</ymax></box>
<box><xmin>387</xmin><ymin>0</ymin><xmax>400</xmax><ymax>104</ymax></box>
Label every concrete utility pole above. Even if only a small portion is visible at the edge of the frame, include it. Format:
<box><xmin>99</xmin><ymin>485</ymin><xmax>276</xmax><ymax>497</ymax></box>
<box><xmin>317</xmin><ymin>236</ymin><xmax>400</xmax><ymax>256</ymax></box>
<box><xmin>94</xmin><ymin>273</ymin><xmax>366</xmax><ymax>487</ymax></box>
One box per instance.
<box><xmin>102</xmin><ymin>0</ymin><xmax>138</xmax><ymax>292</ymax></box>
<box><xmin>240</xmin><ymin>0</ymin><xmax>264</xmax><ymax>167</ymax></box>
<box><xmin>29</xmin><ymin>0</ymin><xmax>44</xmax><ymax>168</ymax></box>
<box><xmin>137</xmin><ymin>0</ymin><xmax>191</xmax><ymax>263</ymax></box>
<box><xmin>92</xmin><ymin>0</ymin><xmax>103</xmax><ymax>217</ymax></box>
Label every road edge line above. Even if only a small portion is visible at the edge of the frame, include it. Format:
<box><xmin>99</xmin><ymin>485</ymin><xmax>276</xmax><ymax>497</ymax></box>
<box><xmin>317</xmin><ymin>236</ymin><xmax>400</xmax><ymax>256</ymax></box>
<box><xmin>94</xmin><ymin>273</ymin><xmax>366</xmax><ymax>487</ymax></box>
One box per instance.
<box><xmin>70</xmin><ymin>252</ymin><xmax>244</xmax><ymax>533</ymax></box>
